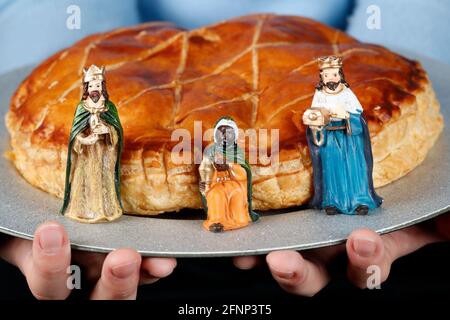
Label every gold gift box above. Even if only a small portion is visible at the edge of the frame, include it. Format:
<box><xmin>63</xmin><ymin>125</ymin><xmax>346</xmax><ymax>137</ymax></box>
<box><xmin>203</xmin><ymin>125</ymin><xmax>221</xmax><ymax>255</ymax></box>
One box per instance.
<box><xmin>302</xmin><ymin>107</ymin><xmax>331</xmax><ymax>127</ymax></box>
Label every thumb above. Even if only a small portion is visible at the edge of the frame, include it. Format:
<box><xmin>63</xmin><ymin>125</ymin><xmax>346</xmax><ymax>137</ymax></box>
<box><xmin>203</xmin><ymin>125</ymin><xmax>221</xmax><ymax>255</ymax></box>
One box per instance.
<box><xmin>0</xmin><ymin>222</ymin><xmax>72</xmax><ymax>299</ymax></box>
<box><xmin>346</xmin><ymin>225</ymin><xmax>441</xmax><ymax>289</ymax></box>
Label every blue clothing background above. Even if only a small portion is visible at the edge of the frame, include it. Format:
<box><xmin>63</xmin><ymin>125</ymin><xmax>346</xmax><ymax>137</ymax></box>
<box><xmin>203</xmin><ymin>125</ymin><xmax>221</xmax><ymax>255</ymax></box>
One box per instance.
<box><xmin>0</xmin><ymin>0</ymin><xmax>448</xmax><ymax>74</ymax></box>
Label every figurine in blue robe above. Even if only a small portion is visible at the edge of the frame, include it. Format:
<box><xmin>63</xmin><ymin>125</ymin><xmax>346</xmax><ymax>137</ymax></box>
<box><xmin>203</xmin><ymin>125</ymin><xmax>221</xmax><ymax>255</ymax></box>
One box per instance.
<box><xmin>303</xmin><ymin>56</ymin><xmax>383</xmax><ymax>215</ymax></box>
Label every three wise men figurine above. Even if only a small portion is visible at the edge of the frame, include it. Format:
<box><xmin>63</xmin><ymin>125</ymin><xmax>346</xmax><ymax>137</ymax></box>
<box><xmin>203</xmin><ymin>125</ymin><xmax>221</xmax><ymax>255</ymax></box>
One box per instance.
<box><xmin>61</xmin><ymin>65</ymin><xmax>124</xmax><ymax>223</ymax></box>
<box><xmin>198</xmin><ymin>117</ymin><xmax>259</xmax><ymax>232</ymax></box>
<box><xmin>302</xmin><ymin>56</ymin><xmax>383</xmax><ymax>215</ymax></box>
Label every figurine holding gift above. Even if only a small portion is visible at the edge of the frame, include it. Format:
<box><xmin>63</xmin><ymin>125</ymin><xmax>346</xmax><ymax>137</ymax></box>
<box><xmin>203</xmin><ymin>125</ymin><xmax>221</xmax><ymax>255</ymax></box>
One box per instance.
<box><xmin>61</xmin><ymin>65</ymin><xmax>124</xmax><ymax>223</ymax></box>
<box><xmin>198</xmin><ymin>117</ymin><xmax>259</xmax><ymax>232</ymax></box>
<box><xmin>303</xmin><ymin>56</ymin><xmax>383</xmax><ymax>215</ymax></box>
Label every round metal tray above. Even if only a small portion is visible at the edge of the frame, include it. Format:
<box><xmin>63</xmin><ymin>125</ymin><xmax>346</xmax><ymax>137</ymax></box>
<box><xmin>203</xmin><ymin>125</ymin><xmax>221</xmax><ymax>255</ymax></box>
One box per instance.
<box><xmin>0</xmin><ymin>50</ymin><xmax>449</xmax><ymax>257</ymax></box>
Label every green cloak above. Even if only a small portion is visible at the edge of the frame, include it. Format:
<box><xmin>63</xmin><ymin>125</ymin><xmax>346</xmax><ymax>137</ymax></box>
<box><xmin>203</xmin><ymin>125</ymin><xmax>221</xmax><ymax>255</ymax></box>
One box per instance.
<box><xmin>61</xmin><ymin>100</ymin><xmax>124</xmax><ymax>214</ymax></box>
<box><xmin>200</xmin><ymin>142</ymin><xmax>259</xmax><ymax>222</ymax></box>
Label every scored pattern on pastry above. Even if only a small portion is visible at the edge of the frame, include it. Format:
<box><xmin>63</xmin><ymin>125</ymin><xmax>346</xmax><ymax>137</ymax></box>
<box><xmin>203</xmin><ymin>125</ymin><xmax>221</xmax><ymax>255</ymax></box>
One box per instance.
<box><xmin>6</xmin><ymin>14</ymin><xmax>444</xmax><ymax>214</ymax></box>
<box><xmin>16</xmin><ymin>16</ymin><xmax>411</xmax><ymax>134</ymax></box>
<box><xmin>15</xmin><ymin>16</ymin><xmax>415</xmax><ymax>138</ymax></box>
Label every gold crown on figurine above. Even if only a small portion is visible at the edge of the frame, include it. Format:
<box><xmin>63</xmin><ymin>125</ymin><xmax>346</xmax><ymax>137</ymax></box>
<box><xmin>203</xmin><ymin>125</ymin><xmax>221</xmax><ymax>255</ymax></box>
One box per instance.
<box><xmin>83</xmin><ymin>65</ymin><xmax>105</xmax><ymax>83</ymax></box>
<box><xmin>318</xmin><ymin>56</ymin><xmax>343</xmax><ymax>70</ymax></box>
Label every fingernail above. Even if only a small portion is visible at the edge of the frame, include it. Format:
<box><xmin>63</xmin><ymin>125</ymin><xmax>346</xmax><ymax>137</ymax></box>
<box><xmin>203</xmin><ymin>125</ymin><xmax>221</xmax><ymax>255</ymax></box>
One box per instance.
<box><xmin>38</xmin><ymin>225</ymin><xmax>64</xmax><ymax>255</ymax></box>
<box><xmin>271</xmin><ymin>269</ymin><xmax>295</xmax><ymax>279</ymax></box>
<box><xmin>111</xmin><ymin>261</ymin><xmax>139</xmax><ymax>279</ymax></box>
<box><xmin>353</xmin><ymin>237</ymin><xmax>377</xmax><ymax>258</ymax></box>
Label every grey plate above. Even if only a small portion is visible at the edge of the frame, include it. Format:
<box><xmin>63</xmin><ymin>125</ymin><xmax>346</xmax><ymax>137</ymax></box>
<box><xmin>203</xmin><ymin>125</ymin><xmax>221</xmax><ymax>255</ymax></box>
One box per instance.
<box><xmin>0</xmin><ymin>50</ymin><xmax>449</xmax><ymax>257</ymax></box>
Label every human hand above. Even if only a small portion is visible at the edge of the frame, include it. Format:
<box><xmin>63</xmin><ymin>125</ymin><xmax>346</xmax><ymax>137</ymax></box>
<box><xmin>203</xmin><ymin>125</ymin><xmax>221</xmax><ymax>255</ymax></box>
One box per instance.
<box><xmin>0</xmin><ymin>221</ymin><xmax>177</xmax><ymax>300</ymax></box>
<box><xmin>233</xmin><ymin>213</ymin><xmax>449</xmax><ymax>296</ymax></box>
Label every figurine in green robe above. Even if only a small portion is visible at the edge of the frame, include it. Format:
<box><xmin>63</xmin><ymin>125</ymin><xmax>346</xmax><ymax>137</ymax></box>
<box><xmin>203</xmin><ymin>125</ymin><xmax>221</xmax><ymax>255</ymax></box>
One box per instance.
<box><xmin>198</xmin><ymin>116</ymin><xmax>259</xmax><ymax>232</ymax></box>
<box><xmin>61</xmin><ymin>65</ymin><xmax>124</xmax><ymax>223</ymax></box>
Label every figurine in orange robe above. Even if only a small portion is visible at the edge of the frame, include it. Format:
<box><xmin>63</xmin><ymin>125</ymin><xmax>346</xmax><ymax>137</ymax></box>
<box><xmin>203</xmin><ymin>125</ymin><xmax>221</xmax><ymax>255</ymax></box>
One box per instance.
<box><xmin>199</xmin><ymin>117</ymin><xmax>259</xmax><ymax>232</ymax></box>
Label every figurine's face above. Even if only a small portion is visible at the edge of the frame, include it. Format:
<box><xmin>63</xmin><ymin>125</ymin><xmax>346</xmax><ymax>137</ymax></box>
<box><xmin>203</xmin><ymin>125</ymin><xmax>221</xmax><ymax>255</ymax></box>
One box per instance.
<box><xmin>88</xmin><ymin>79</ymin><xmax>103</xmax><ymax>102</ymax></box>
<box><xmin>321</xmin><ymin>67</ymin><xmax>341</xmax><ymax>91</ymax></box>
<box><xmin>215</xmin><ymin>125</ymin><xmax>236</xmax><ymax>147</ymax></box>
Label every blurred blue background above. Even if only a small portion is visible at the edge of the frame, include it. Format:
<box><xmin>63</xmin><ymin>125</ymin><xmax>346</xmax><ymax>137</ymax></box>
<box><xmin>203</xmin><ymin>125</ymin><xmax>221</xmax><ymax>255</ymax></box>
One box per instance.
<box><xmin>0</xmin><ymin>0</ymin><xmax>448</xmax><ymax>74</ymax></box>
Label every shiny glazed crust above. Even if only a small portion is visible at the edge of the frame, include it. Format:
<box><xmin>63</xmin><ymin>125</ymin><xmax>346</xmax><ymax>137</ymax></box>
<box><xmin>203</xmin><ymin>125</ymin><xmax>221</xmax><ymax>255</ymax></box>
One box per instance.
<box><xmin>5</xmin><ymin>14</ymin><xmax>444</xmax><ymax>214</ymax></box>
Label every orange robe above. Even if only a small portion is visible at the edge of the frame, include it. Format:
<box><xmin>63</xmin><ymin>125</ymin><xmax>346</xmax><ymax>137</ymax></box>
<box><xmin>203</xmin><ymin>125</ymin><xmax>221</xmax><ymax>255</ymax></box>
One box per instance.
<box><xmin>204</xmin><ymin>163</ymin><xmax>251</xmax><ymax>231</ymax></box>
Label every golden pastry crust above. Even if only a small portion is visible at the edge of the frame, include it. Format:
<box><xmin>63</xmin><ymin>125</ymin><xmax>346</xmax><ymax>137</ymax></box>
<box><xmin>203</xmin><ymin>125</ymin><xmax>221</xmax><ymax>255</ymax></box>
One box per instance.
<box><xmin>5</xmin><ymin>14</ymin><xmax>444</xmax><ymax>215</ymax></box>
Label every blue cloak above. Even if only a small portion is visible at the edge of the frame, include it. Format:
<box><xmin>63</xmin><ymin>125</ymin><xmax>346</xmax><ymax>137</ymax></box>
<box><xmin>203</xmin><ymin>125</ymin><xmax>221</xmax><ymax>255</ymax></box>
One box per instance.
<box><xmin>306</xmin><ymin>112</ymin><xmax>383</xmax><ymax>214</ymax></box>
